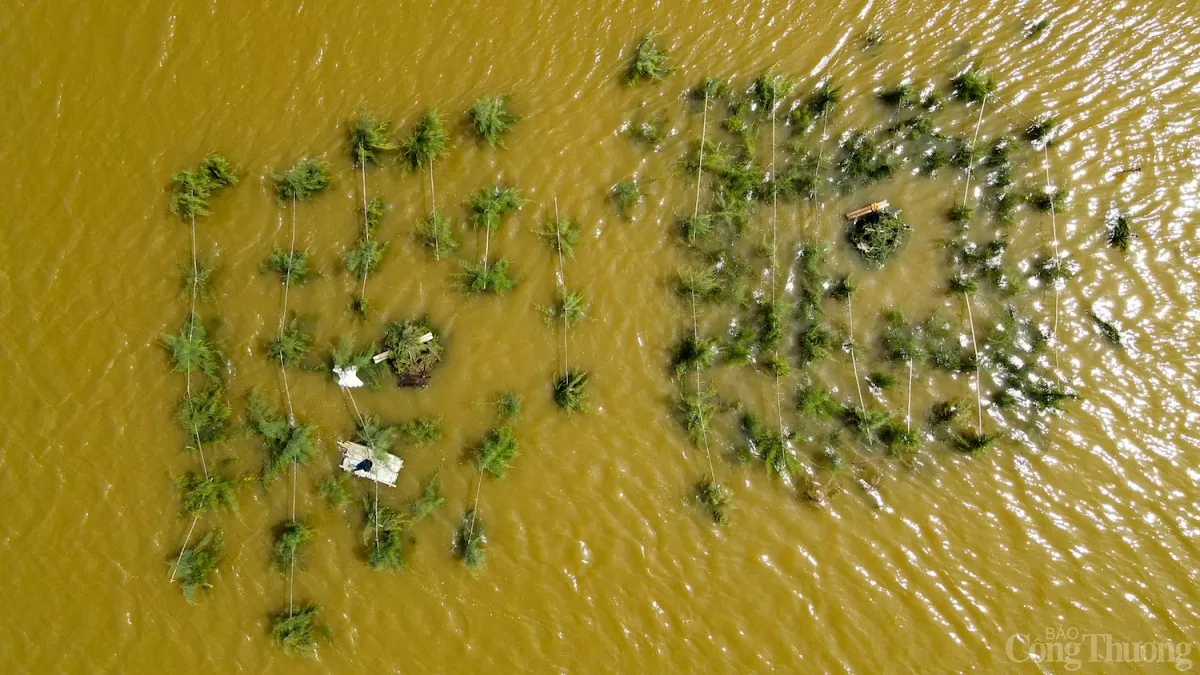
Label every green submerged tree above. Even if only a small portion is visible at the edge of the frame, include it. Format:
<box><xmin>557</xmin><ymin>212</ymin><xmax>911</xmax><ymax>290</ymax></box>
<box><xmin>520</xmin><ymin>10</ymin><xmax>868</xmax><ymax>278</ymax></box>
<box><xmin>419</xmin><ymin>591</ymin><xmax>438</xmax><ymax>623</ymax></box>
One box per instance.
<box><xmin>381</xmin><ymin>318</ymin><xmax>445</xmax><ymax>387</ymax></box>
<box><xmin>456</xmin><ymin>508</ymin><xmax>487</xmax><ymax>572</ymax></box>
<box><xmin>469</xmin><ymin>95</ymin><xmax>520</xmax><ymax>146</ymax></box>
<box><xmin>461</xmin><ymin>185</ymin><xmax>524</xmax><ymax>293</ymax></box>
<box><xmin>169</xmin><ymin>529</ymin><xmax>223</xmax><ymax>604</ymax></box>
<box><xmin>402</xmin><ymin>108</ymin><xmax>455</xmax><ymax>262</ymax></box>
<box><xmin>626</xmin><ymin>32</ymin><xmax>674</xmax><ymax>84</ymax></box>
<box><xmin>269</xmin><ymin>603</ymin><xmax>331</xmax><ymax>657</ymax></box>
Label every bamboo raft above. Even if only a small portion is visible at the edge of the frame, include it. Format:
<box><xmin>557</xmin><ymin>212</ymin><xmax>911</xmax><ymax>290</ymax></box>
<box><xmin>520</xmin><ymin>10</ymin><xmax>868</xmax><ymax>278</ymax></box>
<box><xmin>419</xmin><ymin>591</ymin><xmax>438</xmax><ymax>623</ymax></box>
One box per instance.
<box><xmin>845</xmin><ymin>200</ymin><xmax>889</xmax><ymax>220</ymax></box>
<box><xmin>337</xmin><ymin>440</ymin><xmax>403</xmax><ymax>487</ymax></box>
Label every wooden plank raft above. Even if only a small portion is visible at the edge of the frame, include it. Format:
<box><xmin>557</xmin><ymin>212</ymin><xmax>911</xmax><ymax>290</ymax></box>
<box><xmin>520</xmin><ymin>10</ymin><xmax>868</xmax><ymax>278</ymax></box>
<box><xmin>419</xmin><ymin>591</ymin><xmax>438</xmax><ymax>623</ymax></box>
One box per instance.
<box><xmin>337</xmin><ymin>440</ymin><xmax>403</xmax><ymax>487</ymax></box>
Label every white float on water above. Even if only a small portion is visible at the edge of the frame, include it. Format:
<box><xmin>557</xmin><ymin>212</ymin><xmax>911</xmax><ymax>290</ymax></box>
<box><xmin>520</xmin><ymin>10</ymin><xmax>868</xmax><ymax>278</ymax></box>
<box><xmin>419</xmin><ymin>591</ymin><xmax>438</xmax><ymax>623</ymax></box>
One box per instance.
<box><xmin>337</xmin><ymin>440</ymin><xmax>403</xmax><ymax>487</ymax></box>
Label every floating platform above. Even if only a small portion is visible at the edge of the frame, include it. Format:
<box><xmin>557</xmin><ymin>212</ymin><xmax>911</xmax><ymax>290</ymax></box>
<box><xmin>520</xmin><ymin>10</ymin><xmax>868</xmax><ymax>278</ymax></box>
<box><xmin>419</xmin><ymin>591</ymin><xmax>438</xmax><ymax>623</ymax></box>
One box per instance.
<box><xmin>337</xmin><ymin>440</ymin><xmax>403</xmax><ymax>487</ymax></box>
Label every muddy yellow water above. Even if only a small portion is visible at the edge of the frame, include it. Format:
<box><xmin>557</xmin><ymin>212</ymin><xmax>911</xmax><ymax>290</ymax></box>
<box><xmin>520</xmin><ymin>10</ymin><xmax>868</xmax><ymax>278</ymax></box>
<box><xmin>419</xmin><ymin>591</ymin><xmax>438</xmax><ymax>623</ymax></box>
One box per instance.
<box><xmin>2</xmin><ymin>0</ymin><xmax>1198</xmax><ymax>671</ymax></box>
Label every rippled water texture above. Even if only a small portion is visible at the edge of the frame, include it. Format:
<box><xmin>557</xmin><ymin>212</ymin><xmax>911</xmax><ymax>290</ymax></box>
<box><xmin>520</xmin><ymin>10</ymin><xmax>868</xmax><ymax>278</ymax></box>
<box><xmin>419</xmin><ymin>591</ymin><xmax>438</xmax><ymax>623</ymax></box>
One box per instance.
<box><xmin>1</xmin><ymin>0</ymin><xmax>1198</xmax><ymax>671</ymax></box>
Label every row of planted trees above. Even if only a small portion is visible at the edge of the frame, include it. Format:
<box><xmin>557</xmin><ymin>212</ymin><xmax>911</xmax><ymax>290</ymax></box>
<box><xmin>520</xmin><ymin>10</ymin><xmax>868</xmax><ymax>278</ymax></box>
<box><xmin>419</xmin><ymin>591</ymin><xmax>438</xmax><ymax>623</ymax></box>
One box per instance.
<box><xmin>610</xmin><ymin>32</ymin><xmax>1102</xmax><ymax>523</ymax></box>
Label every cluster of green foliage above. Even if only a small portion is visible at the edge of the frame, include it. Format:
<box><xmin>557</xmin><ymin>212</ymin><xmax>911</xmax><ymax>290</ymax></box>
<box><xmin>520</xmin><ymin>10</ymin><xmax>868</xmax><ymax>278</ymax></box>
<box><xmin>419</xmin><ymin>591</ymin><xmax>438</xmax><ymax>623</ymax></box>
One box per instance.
<box><xmin>877</xmin><ymin>83</ymin><xmax>920</xmax><ymax>109</ymax></box>
<box><xmin>265</xmin><ymin>249</ymin><xmax>312</xmax><ymax>284</ymax></box>
<box><xmin>246</xmin><ymin>390</ymin><xmax>317</xmax><ymax>482</ymax></box>
<box><xmin>381</xmin><ymin>318</ymin><xmax>444</xmax><ymax>387</ymax></box>
<box><xmin>173</xmin><ymin>468</ymin><xmax>243</xmax><ymax>516</ymax></box>
<box><xmin>169</xmin><ymin>153</ymin><xmax>238</xmax><ymax>219</ymax></box>
<box><xmin>275</xmin><ymin>159</ymin><xmax>332</xmax><ymax>203</ymax></box>
<box><xmin>266</xmin><ymin>315</ymin><xmax>315</xmax><ymax>370</ymax></box>
<box><xmin>470</xmin><ymin>95</ymin><xmax>521</xmax><ymax>147</ymax></box>
<box><xmin>880</xmin><ymin>309</ymin><xmax>922</xmax><ymax>363</ymax></box>
<box><xmin>536</xmin><ymin>214</ymin><xmax>582</xmax><ymax>258</ymax></box>
<box><xmin>611</xmin><ymin>178</ymin><xmax>646</xmax><ymax>219</ymax></box>
<box><xmin>415</xmin><ymin>211</ymin><xmax>459</xmax><ymax>259</ymax></box>
<box><xmin>627</xmin><ymin>115</ymin><xmax>669</xmax><ymax>146</ymax></box>
<box><xmin>270</xmin><ymin>519</ymin><xmax>313</xmax><ymax>572</ymax></box>
<box><xmin>679</xmin><ymin>387</ymin><xmax>717</xmax><ymax>447</ymax></box>
<box><xmin>354</xmin><ymin>414</ymin><xmax>396</xmax><ymax>460</ymax></box>
<box><xmin>456</xmin><ymin>509</ymin><xmax>487</xmax><ymax>571</ymax></box>
<box><xmin>409</xmin><ymin>474</ymin><xmax>446</xmax><ymax>520</ymax></box>
<box><xmin>945</xmin><ymin>238</ymin><xmax>1026</xmax><ymax>297</ymax></box>
<box><xmin>162</xmin><ymin>313</ymin><xmax>224</xmax><ymax>381</ymax></box>
<box><xmin>540</xmin><ymin>289</ymin><xmax>587</xmax><ymax>327</ymax></box>
<box><xmin>695</xmin><ymin>477</ymin><xmax>732</xmax><ymax>525</ymax></box>
<box><xmin>750</xmin><ymin>69</ymin><xmax>794</xmax><ymax>111</ymax></box>
<box><xmin>740</xmin><ymin>413</ymin><xmax>797</xmax><ymax>478</ymax></box>
<box><xmin>846</xmin><ymin>208</ymin><xmax>911</xmax><ymax>266</ymax></box>
<box><xmin>1025</xmin><ymin>115</ymin><xmax>1058</xmax><ymax>146</ymax></box>
<box><xmin>495</xmin><ymin>391</ymin><xmax>524</xmax><ymax>424</ymax></box>
<box><xmin>1025</xmin><ymin>17</ymin><xmax>1052</xmax><ymax>38</ymax></box>
<box><xmin>627</xmin><ymin>32</ymin><xmax>674</xmax><ymax>84</ymax></box>
<box><xmin>169</xmin><ymin>530</ymin><xmax>223</xmax><ymax>604</ymax></box>
<box><xmin>349</xmin><ymin>114</ymin><xmax>396</xmax><ymax>167</ymax></box>
<box><xmin>1107</xmin><ymin>211</ymin><xmax>1133</xmax><ymax>252</ymax></box>
<box><xmin>397</xmin><ymin>417</ymin><xmax>444</xmax><ymax>446</ymax></box>
<box><xmin>474</xmin><ymin>425</ymin><xmax>519</xmax><ymax>478</ymax></box>
<box><xmin>672</xmin><ymin>335</ymin><xmax>719</xmax><ymax>375</ymax></box>
<box><xmin>176</xmin><ymin>382</ymin><xmax>233</xmax><ymax>445</ymax></box>
<box><xmin>467</xmin><ymin>185</ymin><xmax>525</xmax><ymax>231</ymax></box>
<box><xmin>180</xmin><ymin>259</ymin><xmax>216</xmax><ymax>303</ymax></box>
<box><xmin>1089</xmin><ymin>310</ymin><xmax>1122</xmax><ymax>347</ymax></box>
<box><xmin>400</xmin><ymin>109</ymin><xmax>448</xmax><ymax>171</ymax></box>
<box><xmin>797</xmin><ymin>383</ymin><xmax>841</xmax><ymax>420</ymax></box>
<box><xmin>346</xmin><ymin>198</ymin><xmax>389</xmax><ymax>281</ymax></box>
<box><xmin>837</xmin><ymin>130</ymin><xmax>900</xmax><ymax>187</ymax></box>
<box><xmin>270</xmin><ymin>603</ymin><xmax>331</xmax><ymax>657</ymax></box>
<box><xmin>318</xmin><ymin>474</ymin><xmax>351</xmax><ymax>510</ymax></box>
<box><xmin>553</xmin><ymin>370</ymin><xmax>590</xmax><ymax>414</ymax></box>
<box><xmin>953</xmin><ymin>428</ymin><xmax>1000</xmax><ymax>456</ymax></box>
<box><xmin>458</xmin><ymin>259</ymin><xmax>518</xmax><ymax>294</ymax></box>
<box><xmin>951</xmin><ymin>67</ymin><xmax>996</xmax><ymax>103</ymax></box>
<box><xmin>363</xmin><ymin>500</ymin><xmax>409</xmax><ymax>571</ymax></box>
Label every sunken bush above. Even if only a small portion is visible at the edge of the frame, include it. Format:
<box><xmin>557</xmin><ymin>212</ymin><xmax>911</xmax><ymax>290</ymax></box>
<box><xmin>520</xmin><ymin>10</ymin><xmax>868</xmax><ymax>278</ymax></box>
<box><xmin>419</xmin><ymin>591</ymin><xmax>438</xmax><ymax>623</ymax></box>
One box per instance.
<box><xmin>456</xmin><ymin>509</ymin><xmax>487</xmax><ymax>571</ymax></box>
<box><xmin>627</xmin><ymin>33</ymin><xmax>673</xmax><ymax>84</ymax></box>
<box><xmin>176</xmin><ymin>383</ymin><xmax>233</xmax><ymax>446</ymax></box>
<box><xmin>169</xmin><ymin>529</ymin><xmax>223</xmax><ymax>604</ymax></box>
<box><xmin>672</xmin><ymin>335</ymin><xmax>719</xmax><ymax>374</ymax></box>
<box><xmin>381</xmin><ymin>318</ymin><xmax>444</xmax><ymax>387</ymax></box>
<box><xmin>266</xmin><ymin>249</ymin><xmax>312</xmax><ymax>284</ymax></box>
<box><xmin>612</xmin><ymin>178</ymin><xmax>645</xmax><ymax>219</ymax></box>
<box><xmin>269</xmin><ymin>603</ymin><xmax>331</xmax><ymax>657</ymax></box>
<box><xmin>275</xmin><ymin>159</ymin><xmax>332</xmax><ymax>203</ymax></box>
<box><xmin>679</xmin><ymin>388</ymin><xmax>717</xmax><ymax>447</ymax></box>
<box><xmin>951</xmin><ymin>67</ymin><xmax>996</xmax><ymax>103</ymax></box>
<box><xmin>349</xmin><ymin>114</ymin><xmax>396</xmax><ymax>167</ymax></box>
<box><xmin>469</xmin><ymin>95</ymin><xmax>520</xmax><ymax>147</ymax></box>
<box><xmin>846</xmin><ymin>208</ymin><xmax>911</xmax><ymax>267</ymax></box>
<box><xmin>553</xmin><ymin>370</ymin><xmax>590</xmax><ymax>414</ymax></box>
<box><xmin>415</xmin><ymin>211</ymin><xmax>459</xmax><ymax>258</ymax></box>
<box><xmin>245</xmin><ymin>391</ymin><xmax>317</xmax><ymax>482</ymax></box>
<box><xmin>475</xmin><ymin>426</ymin><xmax>520</xmax><ymax>478</ymax></box>
<box><xmin>458</xmin><ymin>259</ymin><xmax>518</xmax><ymax>294</ymax></box>
<box><xmin>173</xmin><ymin>468</ymin><xmax>242</xmax><ymax>516</ymax></box>
<box><xmin>1108</xmin><ymin>212</ymin><xmax>1133</xmax><ymax>252</ymax></box>
<box><xmin>400</xmin><ymin>109</ymin><xmax>448</xmax><ymax>171</ymax></box>
<box><xmin>270</xmin><ymin>519</ymin><xmax>313</xmax><ymax>573</ymax></box>
<box><xmin>695</xmin><ymin>478</ymin><xmax>732</xmax><ymax>525</ymax></box>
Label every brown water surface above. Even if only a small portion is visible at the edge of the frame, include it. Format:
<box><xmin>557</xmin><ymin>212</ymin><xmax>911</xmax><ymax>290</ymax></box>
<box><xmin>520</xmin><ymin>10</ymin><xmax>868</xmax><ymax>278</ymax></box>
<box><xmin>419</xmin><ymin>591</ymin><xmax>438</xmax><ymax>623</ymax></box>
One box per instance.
<box><xmin>1</xmin><ymin>0</ymin><xmax>1198</xmax><ymax>671</ymax></box>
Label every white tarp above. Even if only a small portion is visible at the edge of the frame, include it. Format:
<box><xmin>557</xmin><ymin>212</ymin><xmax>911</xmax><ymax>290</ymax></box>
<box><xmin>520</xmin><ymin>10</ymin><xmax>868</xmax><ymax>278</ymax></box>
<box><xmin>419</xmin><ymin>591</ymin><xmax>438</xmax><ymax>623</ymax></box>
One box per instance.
<box><xmin>337</xmin><ymin>440</ymin><xmax>402</xmax><ymax>487</ymax></box>
<box><xmin>333</xmin><ymin>365</ymin><xmax>364</xmax><ymax>388</ymax></box>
